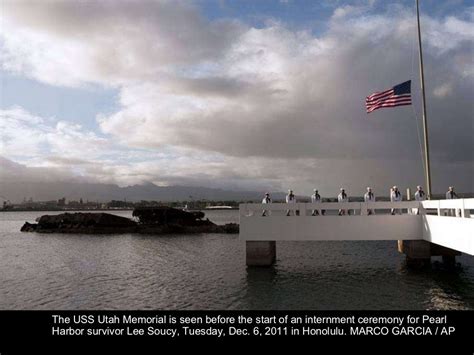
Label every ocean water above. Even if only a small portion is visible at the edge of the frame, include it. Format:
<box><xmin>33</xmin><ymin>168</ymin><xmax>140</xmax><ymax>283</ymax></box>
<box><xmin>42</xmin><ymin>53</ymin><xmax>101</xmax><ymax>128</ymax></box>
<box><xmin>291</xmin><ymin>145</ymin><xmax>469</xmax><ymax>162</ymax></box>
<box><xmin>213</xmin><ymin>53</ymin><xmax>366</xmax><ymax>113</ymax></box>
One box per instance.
<box><xmin>1</xmin><ymin>210</ymin><xmax>473</xmax><ymax>310</ymax></box>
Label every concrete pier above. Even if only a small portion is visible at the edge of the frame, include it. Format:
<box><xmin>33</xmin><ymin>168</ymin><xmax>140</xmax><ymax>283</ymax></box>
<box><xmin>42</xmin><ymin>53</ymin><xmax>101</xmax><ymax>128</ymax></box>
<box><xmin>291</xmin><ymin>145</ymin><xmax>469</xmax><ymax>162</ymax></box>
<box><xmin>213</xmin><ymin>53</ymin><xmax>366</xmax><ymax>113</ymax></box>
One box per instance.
<box><xmin>246</xmin><ymin>241</ymin><xmax>276</xmax><ymax>266</ymax></box>
<box><xmin>398</xmin><ymin>240</ymin><xmax>431</xmax><ymax>266</ymax></box>
<box><xmin>431</xmin><ymin>243</ymin><xmax>461</xmax><ymax>267</ymax></box>
<box><xmin>398</xmin><ymin>240</ymin><xmax>462</xmax><ymax>267</ymax></box>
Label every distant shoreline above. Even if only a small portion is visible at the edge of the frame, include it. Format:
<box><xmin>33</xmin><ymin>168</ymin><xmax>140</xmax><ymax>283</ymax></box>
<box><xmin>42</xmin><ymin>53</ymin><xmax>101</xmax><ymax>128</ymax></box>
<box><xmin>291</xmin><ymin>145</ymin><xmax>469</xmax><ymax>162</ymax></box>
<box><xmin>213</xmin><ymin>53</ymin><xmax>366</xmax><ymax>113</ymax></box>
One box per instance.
<box><xmin>0</xmin><ymin>208</ymin><xmax>134</xmax><ymax>212</ymax></box>
<box><xmin>0</xmin><ymin>207</ymin><xmax>240</xmax><ymax>212</ymax></box>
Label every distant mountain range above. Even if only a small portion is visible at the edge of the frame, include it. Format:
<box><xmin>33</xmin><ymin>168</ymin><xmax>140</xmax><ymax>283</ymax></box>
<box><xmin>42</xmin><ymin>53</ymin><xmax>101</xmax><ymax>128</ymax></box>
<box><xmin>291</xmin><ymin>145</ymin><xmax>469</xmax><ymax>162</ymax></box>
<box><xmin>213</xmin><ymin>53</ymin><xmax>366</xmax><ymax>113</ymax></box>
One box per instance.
<box><xmin>0</xmin><ymin>180</ymin><xmax>288</xmax><ymax>203</ymax></box>
<box><xmin>1</xmin><ymin>157</ymin><xmax>472</xmax><ymax>203</ymax></box>
<box><xmin>0</xmin><ymin>156</ymin><xmax>288</xmax><ymax>203</ymax></box>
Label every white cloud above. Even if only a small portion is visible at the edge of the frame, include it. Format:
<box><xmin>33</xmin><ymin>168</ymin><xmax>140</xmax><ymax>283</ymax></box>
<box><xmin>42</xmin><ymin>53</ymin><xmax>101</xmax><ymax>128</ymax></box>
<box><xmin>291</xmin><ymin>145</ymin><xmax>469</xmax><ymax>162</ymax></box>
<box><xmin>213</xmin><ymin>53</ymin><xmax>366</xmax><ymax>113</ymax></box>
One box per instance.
<box><xmin>332</xmin><ymin>5</ymin><xmax>363</xmax><ymax>19</ymax></box>
<box><xmin>1</xmin><ymin>0</ymin><xmax>244</xmax><ymax>87</ymax></box>
<box><xmin>0</xmin><ymin>107</ymin><xmax>109</xmax><ymax>161</ymax></box>
<box><xmin>433</xmin><ymin>83</ymin><xmax>453</xmax><ymax>98</ymax></box>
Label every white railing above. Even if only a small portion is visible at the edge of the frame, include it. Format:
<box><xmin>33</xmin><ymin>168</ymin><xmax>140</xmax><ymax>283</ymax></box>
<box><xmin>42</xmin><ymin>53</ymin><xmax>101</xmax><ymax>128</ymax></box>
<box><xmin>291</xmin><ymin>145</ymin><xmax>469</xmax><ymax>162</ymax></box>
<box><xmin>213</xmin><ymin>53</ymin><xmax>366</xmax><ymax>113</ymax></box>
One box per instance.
<box><xmin>240</xmin><ymin>201</ymin><xmax>421</xmax><ymax>217</ymax></box>
<box><xmin>421</xmin><ymin>199</ymin><xmax>474</xmax><ymax>255</ymax></box>
<box><xmin>240</xmin><ymin>200</ymin><xmax>473</xmax><ymax>218</ymax></box>
<box><xmin>421</xmin><ymin>199</ymin><xmax>474</xmax><ymax>218</ymax></box>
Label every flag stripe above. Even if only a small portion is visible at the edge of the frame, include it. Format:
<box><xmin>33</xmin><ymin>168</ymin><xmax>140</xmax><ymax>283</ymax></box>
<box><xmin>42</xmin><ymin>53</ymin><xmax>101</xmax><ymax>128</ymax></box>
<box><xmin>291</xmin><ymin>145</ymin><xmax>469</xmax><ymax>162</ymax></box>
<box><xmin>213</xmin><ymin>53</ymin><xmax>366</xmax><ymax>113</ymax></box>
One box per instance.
<box><xmin>366</xmin><ymin>95</ymin><xmax>411</xmax><ymax>106</ymax></box>
<box><xmin>366</xmin><ymin>89</ymin><xmax>393</xmax><ymax>101</ymax></box>
<box><xmin>367</xmin><ymin>87</ymin><xmax>392</xmax><ymax>98</ymax></box>
<box><xmin>366</xmin><ymin>99</ymin><xmax>411</xmax><ymax>109</ymax></box>
<box><xmin>367</xmin><ymin>102</ymin><xmax>411</xmax><ymax>113</ymax></box>
<box><xmin>366</xmin><ymin>81</ymin><xmax>411</xmax><ymax>113</ymax></box>
<box><xmin>366</xmin><ymin>97</ymin><xmax>411</xmax><ymax>109</ymax></box>
<box><xmin>367</xmin><ymin>100</ymin><xmax>412</xmax><ymax>108</ymax></box>
<box><xmin>367</xmin><ymin>101</ymin><xmax>412</xmax><ymax>112</ymax></box>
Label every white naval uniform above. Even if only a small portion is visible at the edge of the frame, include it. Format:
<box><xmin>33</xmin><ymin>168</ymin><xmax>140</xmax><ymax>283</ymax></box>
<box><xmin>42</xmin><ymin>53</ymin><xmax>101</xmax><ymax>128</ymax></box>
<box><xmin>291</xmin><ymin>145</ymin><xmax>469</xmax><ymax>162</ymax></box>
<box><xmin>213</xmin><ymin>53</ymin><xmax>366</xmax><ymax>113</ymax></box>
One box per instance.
<box><xmin>338</xmin><ymin>192</ymin><xmax>349</xmax><ymax>215</ymax></box>
<box><xmin>262</xmin><ymin>196</ymin><xmax>272</xmax><ymax>216</ymax></box>
<box><xmin>286</xmin><ymin>194</ymin><xmax>296</xmax><ymax>216</ymax></box>
<box><xmin>415</xmin><ymin>190</ymin><xmax>426</xmax><ymax>201</ymax></box>
<box><xmin>390</xmin><ymin>190</ymin><xmax>402</xmax><ymax>215</ymax></box>
<box><xmin>446</xmin><ymin>191</ymin><xmax>457</xmax><ymax>200</ymax></box>
<box><xmin>445</xmin><ymin>190</ymin><xmax>459</xmax><ymax>216</ymax></box>
<box><xmin>364</xmin><ymin>192</ymin><xmax>375</xmax><ymax>215</ymax></box>
<box><xmin>413</xmin><ymin>190</ymin><xmax>426</xmax><ymax>215</ymax></box>
<box><xmin>311</xmin><ymin>193</ymin><xmax>321</xmax><ymax>215</ymax></box>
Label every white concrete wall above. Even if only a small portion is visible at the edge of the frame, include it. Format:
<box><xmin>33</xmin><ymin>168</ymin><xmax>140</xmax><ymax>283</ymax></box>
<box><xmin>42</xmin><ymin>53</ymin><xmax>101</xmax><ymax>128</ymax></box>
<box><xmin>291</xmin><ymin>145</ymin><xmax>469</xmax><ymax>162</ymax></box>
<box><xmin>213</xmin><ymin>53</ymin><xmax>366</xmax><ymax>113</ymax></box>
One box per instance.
<box><xmin>422</xmin><ymin>215</ymin><xmax>474</xmax><ymax>256</ymax></box>
<box><xmin>241</xmin><ymin>215</ymin><xmax>422</xmax><ymax>241</ymax></box>
<box><xmin>240</xmin><ymin>201</ymin><xmax>421</xmax><ymax>241</ymax></box>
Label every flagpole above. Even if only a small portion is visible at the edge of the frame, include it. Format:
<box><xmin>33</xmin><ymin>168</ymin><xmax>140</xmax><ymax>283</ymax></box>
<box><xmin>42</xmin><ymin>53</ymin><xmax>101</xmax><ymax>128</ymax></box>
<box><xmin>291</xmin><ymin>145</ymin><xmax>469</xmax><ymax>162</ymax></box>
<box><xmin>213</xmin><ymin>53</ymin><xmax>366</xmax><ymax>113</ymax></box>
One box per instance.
<box><xmin>416</xmin><ymin>0</ymin><xmax>432</xmax><ymax>199</ymax></box>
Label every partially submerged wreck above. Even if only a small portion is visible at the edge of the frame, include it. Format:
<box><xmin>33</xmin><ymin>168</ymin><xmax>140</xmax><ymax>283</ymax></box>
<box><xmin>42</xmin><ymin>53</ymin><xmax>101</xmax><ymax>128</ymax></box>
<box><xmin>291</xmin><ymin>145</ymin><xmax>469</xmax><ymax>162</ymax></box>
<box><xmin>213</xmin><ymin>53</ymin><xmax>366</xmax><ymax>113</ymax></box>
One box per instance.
<box><xmin>21</xmin><ymin>207</ymin><xmax>238</xmax><ymax>234</ymax></box>
<box><xmin>133</xmin><ymin>206</ymin><xmax>238</xmax><ymax>234</ymax></box>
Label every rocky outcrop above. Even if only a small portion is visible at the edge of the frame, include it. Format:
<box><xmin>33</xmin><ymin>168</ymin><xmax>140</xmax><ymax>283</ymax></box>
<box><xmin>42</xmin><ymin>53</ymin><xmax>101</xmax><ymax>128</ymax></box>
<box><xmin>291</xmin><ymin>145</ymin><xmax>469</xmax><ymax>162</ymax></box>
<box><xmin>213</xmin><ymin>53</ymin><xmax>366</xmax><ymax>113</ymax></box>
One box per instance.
<box><xmin>132</xmin><ymin>206</ymin><xmax>239</xmax><ymax>234</ymax></box>
<box><xmin>22</xmin><ymin>212</ymin><xmax>137</xmax><ymax>234</ymax></box>
<box><xmin>20</xmin><ymin>208</ymin><xmax>239</xmax><ymax>235</ymax></box>
<box><xmin>133</xmin><ymin>207</ymin><xmax>209</xmax><ymax>226</ymax></box>
<box><xmin>20</xmin><ymin>222</ymin><xmax>38</xmax><ymax>232</ymax></box>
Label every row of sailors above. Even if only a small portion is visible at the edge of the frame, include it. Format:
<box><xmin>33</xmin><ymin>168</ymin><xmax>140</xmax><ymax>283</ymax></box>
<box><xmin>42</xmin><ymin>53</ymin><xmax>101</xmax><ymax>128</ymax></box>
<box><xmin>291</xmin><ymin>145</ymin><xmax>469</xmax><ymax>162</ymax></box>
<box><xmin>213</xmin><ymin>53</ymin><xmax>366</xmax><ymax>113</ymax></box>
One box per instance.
<box><xmin>262</xmin><ymin>186</ymin><xmax>459</xmax><ymax>216</ymax></box>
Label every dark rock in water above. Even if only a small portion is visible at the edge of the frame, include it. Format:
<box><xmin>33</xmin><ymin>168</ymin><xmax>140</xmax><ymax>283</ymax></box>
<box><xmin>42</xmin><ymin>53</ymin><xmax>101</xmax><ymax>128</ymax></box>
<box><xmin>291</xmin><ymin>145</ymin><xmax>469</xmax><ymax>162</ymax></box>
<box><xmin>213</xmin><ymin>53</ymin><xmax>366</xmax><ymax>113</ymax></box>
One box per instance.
<box><xmin>20</xmin><ymin>221</ymin><xmax>38</xmax><ymax>232</ymax></box>
<box><xmin>133</xmin><ymin>207</ymin><xmax>238</xmax><ymax>234</ymax></box>
<box><xmin>215</xmin><ymin>223</ymin><xmax>239</xmax><ymax>234</ymax></box>
<box><xmin>133</xmin><ymin>206</ymin><xmax>206</xmax><ymax>226</ymax></box>
<box><xmin>23</xmin><ymin>212</ymin><xmax>137</xmax><ymax>234</ymax></box>
<box><xmin>21</xmin><ymin>207</ymin><xmax>239</xmax><ymax>235</ymax></box>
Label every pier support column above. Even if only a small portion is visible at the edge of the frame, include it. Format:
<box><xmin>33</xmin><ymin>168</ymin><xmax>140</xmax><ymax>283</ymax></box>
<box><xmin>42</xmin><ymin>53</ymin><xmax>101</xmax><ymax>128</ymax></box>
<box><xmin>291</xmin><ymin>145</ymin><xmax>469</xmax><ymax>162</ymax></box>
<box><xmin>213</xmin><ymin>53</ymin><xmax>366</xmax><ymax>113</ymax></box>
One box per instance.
<box><xmin>398</xmin><ymin>240</ymin><xmax>462</xmax><ymax>267</ymax></box>
<box><xmin>246</xmin><ymin>241</ymin><xmax>276</xmax><ymax>266</ymax></box>
<box><xmin>398</xmin><ymin>240</ymin><xmax>431</xmax><ymax>267</ymax></box>
<box><xmin>430</xmin><ymin>243</ymin><xmax>461</xmax><ymax>267</ymax></box>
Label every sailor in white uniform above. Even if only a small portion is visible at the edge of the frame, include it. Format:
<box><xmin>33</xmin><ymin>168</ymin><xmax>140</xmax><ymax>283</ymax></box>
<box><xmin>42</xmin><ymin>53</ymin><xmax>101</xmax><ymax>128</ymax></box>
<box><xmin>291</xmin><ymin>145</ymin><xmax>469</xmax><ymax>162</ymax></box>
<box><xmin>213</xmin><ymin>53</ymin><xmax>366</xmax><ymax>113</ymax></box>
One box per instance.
<box><xmin>413</xmin><ymin>185</ymin><xmax>426</xmax><ymax>215</ymax></box>
<box><xmin>364</xmin><ymin>187</ymin><xmax>375</xmax><ymax>215</ymax></box>
<box><xmin>446</xmin><ymin>186</ymin><xmax>458</xmax><ymax>200</ymax></box>
<box><xmin>338</xmin><ymin>188</ymin><xmax>349</xmax><ymax>215</ymax></box>
<box><xmin>311</xmin><ymin>189</ymin><xmax>322</xmax><ymax>216</ymax></box>
<box><xmin>390</xmin><ymin>185</ymin><xmax>402</xmax><ymax>215</ymax></box>
<box><xmin>286</xmin><ymin>189</ymin><xmax>296</xmax><ymax>216</ymax></box>
<box><xmin>262</xmin><ymin>192</ymin><xmax>272</xmax><ymax>216</ymax></box>
<box><xmin>445</xmin><ymin>186</ymin><xmax>459</xmax><ymax>216</ymax></box>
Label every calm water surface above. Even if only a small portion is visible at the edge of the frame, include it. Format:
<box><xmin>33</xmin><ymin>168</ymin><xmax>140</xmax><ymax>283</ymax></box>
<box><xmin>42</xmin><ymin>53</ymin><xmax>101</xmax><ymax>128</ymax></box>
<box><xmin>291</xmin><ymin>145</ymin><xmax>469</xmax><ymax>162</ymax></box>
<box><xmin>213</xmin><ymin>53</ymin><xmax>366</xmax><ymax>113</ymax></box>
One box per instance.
<box><xmin>1</xmin><ymin>210</ymin><xmax>473</xmax><ymax>310</ymax></box>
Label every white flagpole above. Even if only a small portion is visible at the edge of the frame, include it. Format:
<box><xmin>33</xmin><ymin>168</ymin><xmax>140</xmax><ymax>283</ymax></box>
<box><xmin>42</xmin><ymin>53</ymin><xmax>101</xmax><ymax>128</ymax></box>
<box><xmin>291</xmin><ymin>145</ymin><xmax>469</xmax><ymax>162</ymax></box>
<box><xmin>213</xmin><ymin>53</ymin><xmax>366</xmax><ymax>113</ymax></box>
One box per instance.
<box><xmin>416</xmin><ymin>0</ymin><xmax>432</xmax><ymax>199</ymax></box>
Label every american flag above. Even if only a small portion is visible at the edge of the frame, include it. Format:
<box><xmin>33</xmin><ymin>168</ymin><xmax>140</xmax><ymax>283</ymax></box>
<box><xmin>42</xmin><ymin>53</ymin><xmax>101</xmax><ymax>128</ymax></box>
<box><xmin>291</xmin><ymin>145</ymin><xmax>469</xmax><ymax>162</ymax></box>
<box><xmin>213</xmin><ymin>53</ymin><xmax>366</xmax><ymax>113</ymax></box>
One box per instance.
<box><xmin>366</xmin><ymin>81</ymin><xmax>412</xmax><ymax>113</ymax></box>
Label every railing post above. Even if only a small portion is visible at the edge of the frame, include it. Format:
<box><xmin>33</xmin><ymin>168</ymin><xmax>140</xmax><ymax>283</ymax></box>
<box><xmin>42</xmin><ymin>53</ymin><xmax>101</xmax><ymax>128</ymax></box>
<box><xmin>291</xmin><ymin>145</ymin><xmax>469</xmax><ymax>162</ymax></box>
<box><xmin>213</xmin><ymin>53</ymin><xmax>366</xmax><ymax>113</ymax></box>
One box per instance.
<box><xmin>461</xmin><ymin>199</ymin><xmax>465</xmax><ymax>218</ymax></box>
<box><xmin>297</xmin><ymin>203</ymin><xmax>302</xmax><ymax>217</ymax></box>
<box><xmin>419</xmin><ymin>201</ymin><xmax>425</xmax><ymax>215</ymax></box>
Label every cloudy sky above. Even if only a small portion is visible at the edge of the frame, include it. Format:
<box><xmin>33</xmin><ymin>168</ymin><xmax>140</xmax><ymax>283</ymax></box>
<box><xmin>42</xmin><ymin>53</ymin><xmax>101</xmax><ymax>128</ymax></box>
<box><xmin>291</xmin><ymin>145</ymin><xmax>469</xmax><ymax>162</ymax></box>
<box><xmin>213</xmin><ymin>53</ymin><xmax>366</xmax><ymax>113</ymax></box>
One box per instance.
<box><xmin>1</xmin><ymin>0</ymin><xmax>473</xmax><ymax>197</ymax></box>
